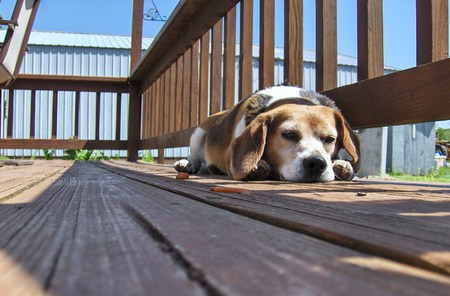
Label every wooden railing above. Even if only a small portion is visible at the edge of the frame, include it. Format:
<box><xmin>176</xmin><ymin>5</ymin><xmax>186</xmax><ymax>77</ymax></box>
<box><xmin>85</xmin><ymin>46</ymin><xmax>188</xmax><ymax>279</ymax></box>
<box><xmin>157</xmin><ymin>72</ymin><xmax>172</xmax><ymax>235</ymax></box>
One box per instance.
<box><xmin>0</xmin><ymin>74</ymin><xmax>129</xmax><ymax>151</ymax></box>
<box><xmin>128</xmin><ymin>0</ymin><xmax>450</xmax><ymax>163</ymax></box>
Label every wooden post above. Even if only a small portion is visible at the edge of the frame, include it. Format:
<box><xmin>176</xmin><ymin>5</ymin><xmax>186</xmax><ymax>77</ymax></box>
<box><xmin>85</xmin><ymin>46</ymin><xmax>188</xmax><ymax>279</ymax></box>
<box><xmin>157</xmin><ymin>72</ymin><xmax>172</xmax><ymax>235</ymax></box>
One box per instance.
<box><xmin>239</xmin><ymin>0</ymin><xmax>253</xmax><ymax>99</ymax></box>
<box><xmin>128</xmin><ymin>0</ymin><xmax>143</xmax><ymax>161</ymax></box>
<box><xmin>416</xmin><ymin>0</ymin><xmax>448</xmax><ymax>65</ymax></box>
<box><xmin>127</xmin><ymin>83</ymin><xmax>141</xmax><ymax>162</ymax></box>
<box><xmin>259</xmin><ymin>0</ymin><xmax>275</xmax><ymax>89</ymax></box>
<box><xmin>130</xmin><ymin>0</ymin><xmax>144</xmax><ymax>70</ymax></box>
<box><xmin>357</xmin><ymin>0</ymin><xmax>384</xmax><ymax>81</ymax></box>
<box><xmin>284</xmin><ymin>0</ymin><xmax>303</xmax><ymax>86</ymax></box>
<box><xmin>316</xmin><ymin>0</ymin><xmax>337</xmax><ymax>91</ymax></box>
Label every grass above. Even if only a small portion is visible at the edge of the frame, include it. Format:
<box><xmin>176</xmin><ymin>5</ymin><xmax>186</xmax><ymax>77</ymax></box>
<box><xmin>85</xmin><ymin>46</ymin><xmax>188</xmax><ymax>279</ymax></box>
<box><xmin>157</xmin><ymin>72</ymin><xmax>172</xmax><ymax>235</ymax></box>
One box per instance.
<box><xmin>141</xmin><ymin>150</ymin><xmax>155</xmax><ymax>163</ymax></box>
<box><xmin>388</xmin><ymin>166</ymin><xmax>450</xmax><ymax>183</ymax></box>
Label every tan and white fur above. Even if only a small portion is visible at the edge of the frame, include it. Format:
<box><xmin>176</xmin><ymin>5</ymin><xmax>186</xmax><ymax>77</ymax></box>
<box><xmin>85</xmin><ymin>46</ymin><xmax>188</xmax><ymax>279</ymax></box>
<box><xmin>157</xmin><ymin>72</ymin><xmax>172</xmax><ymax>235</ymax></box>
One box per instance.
<box><xmin>174</xmin><ymin>85</ymin><xmax>360</xmax><ymax>182</ymax></box>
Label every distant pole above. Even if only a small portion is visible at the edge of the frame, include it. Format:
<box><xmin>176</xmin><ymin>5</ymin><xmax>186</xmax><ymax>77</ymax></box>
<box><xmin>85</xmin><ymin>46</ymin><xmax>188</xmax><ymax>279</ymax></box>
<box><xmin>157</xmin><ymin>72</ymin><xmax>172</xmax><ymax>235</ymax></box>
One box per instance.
<box><xmin>131</xmin><ymin>0</ymin><xmax>144</xmax><ymax>70</ymax></box>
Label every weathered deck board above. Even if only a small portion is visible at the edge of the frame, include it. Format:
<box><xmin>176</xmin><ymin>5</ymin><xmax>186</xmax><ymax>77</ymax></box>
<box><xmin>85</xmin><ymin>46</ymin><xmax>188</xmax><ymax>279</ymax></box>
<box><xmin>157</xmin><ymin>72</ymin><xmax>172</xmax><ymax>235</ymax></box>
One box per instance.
<box><xmin>99</xmin><ymin>161</ymin><xmax>450</xmax><ymax>275</ymax></box>
<box><xmin>0</xmin><ymin>161</ymin><xmax>449</xmax><ymax>295</ymax></box>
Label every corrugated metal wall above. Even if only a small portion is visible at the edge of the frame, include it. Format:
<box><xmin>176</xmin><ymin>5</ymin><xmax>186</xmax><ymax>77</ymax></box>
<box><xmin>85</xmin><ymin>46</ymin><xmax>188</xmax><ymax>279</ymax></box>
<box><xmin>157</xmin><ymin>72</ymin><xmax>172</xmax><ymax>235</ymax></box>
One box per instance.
<box><xmin>1</xmin><ymin>45</ymin><xmax>131</xmax><ymax>157</ymax></box>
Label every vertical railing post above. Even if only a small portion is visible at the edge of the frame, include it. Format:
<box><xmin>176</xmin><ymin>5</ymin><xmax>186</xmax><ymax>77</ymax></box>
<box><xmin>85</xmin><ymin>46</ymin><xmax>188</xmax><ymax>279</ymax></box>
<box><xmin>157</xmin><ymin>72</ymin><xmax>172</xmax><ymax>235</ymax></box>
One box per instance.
<box><xmin>131</xmin><ymin>0</ymin><xmax>143</xmax><ymax>70</ymax></box>
<box><xmin>128</xmin><ymin>0</ymin><xmax>143</xmax><ymax>161</ymax></box>
<box><xmin>239</xmin><ymin>0</ymin><xmax>253</xmax><ymax>99</ymax></box>
<box><xmin>316</xmin><ymin>0</ymin><xmax>337</xmax><ymax>91</ymax></box>
<box><xmin>51</xmin><ymin>91</ymin><xmax>58</xmax><ymax>139</ymax></box>
<box><xmin>259</xmin><ymin>0</ymin><xmax>275</xmax><ymax>89</ymax></box>
<box><xmin>7</xmin><ymin>90</ymin><xmax>14</xmax><ymax>138</ymax></box>
<box><xmin>357</xmin><ymin>0</ymin><xmax>384</xmax><ymax>80</ymax></box>
<box><xmin>416</xmin><ymin>0</ymin><xmax>448</xmax><ymax>65</ymax></box>
<box><xmin>284</xmin><ymin>0</ymin><xmax>303</xmax><ymax>86</ymax></box>
<box><xmin>127</xmin><ymin>83</ymin><xmax>141</xmax><ymax>162</ymax></box>
<box><xmin>30</xmin><ymin>90</ymin><xmax>36</xmax><ymax>138</ymax></box>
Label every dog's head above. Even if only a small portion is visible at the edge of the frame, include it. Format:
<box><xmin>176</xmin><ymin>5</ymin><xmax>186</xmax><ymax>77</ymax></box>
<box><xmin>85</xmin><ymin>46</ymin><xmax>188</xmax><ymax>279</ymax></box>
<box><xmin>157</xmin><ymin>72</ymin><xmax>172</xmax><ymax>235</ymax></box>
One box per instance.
<box><xmin>230</xmin><ymin>103</ymin><xmax>360</xmax><ymax>182</ymax></box>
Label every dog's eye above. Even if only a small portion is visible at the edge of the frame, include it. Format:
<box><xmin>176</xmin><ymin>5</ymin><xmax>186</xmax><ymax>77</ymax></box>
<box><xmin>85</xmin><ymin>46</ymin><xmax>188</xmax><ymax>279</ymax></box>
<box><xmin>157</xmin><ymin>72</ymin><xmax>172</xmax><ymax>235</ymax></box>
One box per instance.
<box><xmin>323</xmin><ymin>136</ymin><xmax>336</xmax><ymax>144</ymax></box>
<box><xmin>282</xmin><ymin>131</ymin><xmax>299</xmax><ymax>141</ymax></box>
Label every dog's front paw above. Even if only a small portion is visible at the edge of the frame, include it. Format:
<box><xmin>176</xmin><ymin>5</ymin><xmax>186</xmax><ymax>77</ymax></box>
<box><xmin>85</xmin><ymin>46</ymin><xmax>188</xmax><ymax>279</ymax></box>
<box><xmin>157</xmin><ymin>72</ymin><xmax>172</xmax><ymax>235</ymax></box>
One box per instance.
<box><xmin>174</xmin><ymin>159</ymin><xmax>197</xmax><ymax>174</ymax></box>
<box><xmin>244</xmin><ymin>159</ymin><xmax>272</xmax><ymax>181</ymax></box>
<box><xmin>332</xmin><ymin>159</ymin><xmax>354</xmax><ymax>181</ymax></box>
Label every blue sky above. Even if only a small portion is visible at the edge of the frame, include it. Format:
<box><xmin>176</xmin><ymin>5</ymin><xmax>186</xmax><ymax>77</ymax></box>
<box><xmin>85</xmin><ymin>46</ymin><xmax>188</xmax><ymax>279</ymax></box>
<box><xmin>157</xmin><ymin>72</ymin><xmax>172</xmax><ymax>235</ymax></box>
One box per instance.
<box><xmin>3</xmin><ymin>0</ymin><xmax>448</xmax><ymax>70</ymax></box>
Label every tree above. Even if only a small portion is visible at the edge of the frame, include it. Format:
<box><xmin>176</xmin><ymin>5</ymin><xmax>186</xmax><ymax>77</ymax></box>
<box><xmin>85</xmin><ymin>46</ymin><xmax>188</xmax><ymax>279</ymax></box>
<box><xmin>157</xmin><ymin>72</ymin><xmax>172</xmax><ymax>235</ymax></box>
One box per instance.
<box><xmin>436</xmin><ymin>128</ymin><xmax>450</xmax><ymax>141</ymax></box>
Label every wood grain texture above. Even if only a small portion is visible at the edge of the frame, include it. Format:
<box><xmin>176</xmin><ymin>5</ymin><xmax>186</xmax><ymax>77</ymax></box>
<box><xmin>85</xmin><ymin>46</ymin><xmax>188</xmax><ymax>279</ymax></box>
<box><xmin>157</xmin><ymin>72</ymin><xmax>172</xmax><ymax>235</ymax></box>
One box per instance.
<box><xmin>103</xmin><ymin>161</ymin><xmax>450</xmax><ymax>275</ymax></box>
<box><xmin>190</xmin><ymin>41</ymin><xmax>200</xmax><ymax>127</ymax></box>
<box><xmin>0</xmin><ymin>139</ymin><xmax>127</xmax><ymax>150</ymax></box>
<box><xmin>239</xmin><ymin>0</ymin><xmax>254</xmax><ymax>99</ymax></box>
<box><xmin>1</xmin><ymin>160</ymin><xmax>449</xmax><ymax>295</ymax></box>
<box><xmin>199</xmin><ymin>32</ymin><xmax>210</xmax><ymax>121</ymax></box>
<box><xmin>130</xmin><ymin>0</ymin><xmax>240</xmax><ymax>92</ymax></box>
<box><xmin>223</xmin><ymin>7</ymin><xmax>236</xmax><ymax>110</ymax></box>
<box><xmin>357</xmin><ymin>0</ymin><xmax>384</xmax><ymax>80</ymax></box>
<box><xmin>259</xmin><ymin>0</ymin><xmax>275</xmax><ymax>89</ymax></box>
<box><xmin>316</xmin><ymin>0</ymin><xmax>337</xmax><ymax>91</ymax></box>
<box><xmin>323</xmin><ymin>58</ymin><xmax>450</xmax><ymax>128</ymax></box>
<box><xmin>284</xmin><ymin>0</ymin><xmax>303</xmax><ymax>86</ymax></box>
<box><xmin>210</xmin><ymin>19</ymin><xmax>223</xmax><ymax>115</ymax></box>
<box><xmin>416</xmin><ymin>0</ymin><xmax>449</xmax><ymax>65</ymax></box>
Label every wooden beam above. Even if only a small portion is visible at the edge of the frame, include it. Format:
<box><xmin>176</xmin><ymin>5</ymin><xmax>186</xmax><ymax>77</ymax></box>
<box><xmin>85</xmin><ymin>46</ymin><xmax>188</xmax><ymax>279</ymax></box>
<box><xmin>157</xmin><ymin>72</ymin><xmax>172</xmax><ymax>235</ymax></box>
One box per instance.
<box><xmin>0</xmin><ymin>139</ymin><xmax>127</xmax><ymax>150</ymax></box>
<box><xmin>322</xmin><ymin>58</ymin><xmax>450</xmax><ymax>129</ymax></box>
<box><xmin>140</xmin><ymin>127</ymin><xmax>195</xmax><ymax>149</ymax></box>
<box><xmin>10</xmin><ymin>75</ymin><xmax>129</xmax><ymax>93</ymax></box>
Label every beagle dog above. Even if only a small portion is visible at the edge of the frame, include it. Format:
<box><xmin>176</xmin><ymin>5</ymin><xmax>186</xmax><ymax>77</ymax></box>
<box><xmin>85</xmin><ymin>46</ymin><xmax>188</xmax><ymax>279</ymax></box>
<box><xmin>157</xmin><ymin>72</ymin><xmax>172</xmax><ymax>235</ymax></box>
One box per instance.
<box><xmin>174</xmin><ymin>85</ymin><xmax>360</xmax><ymax>182</ymax></box>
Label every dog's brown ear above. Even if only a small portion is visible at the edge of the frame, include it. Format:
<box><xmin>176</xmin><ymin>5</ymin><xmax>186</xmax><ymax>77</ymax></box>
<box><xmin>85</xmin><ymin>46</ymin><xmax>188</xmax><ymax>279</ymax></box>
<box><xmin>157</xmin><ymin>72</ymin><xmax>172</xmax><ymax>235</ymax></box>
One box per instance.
<box><xmin>334</xmin><ymin>111</ymin><xmax>361</xmax><ymax>173</ymax></box>
<box><xmin>229</xmin><ymin>115</ymin><xmax>271</xmax><ymax>180</ymax></box>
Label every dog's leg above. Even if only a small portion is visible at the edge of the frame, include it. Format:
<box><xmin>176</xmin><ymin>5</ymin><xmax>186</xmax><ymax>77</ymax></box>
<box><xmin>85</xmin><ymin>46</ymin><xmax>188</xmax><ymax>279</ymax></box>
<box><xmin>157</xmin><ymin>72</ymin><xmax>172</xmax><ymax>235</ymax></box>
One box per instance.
<box><xmin>332</xmin><ymin>159</ymin><xmax>354</xmax><ymax>181</ymax></box>
<box><xmin>174</xmin><ymin>128</ymin><xmax>207</xmax><ymax>174</ymax></box>
<box><xmin>243</xmin><ymin>159</ymin><xmax>272</xmax><ymax>181</ymax></box>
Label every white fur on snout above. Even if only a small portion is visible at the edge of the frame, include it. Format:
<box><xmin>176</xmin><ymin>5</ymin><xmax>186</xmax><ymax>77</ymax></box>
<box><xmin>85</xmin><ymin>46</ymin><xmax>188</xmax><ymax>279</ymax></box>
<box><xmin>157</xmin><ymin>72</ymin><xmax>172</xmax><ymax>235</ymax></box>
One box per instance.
<box><xmin>279</xmin><ymin>139</ymin><xmax>335</xmax><ymax>182</ymax></box>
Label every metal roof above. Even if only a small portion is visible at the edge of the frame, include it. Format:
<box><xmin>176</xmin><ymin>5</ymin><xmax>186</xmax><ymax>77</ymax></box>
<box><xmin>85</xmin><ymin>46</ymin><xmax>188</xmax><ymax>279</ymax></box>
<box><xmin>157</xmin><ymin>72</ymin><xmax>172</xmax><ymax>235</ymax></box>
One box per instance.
<box><xmin>0</xmin><ymin>30</ymin><xmax>397</xmax><ymax>70</ymax></box>
<box><xmin>0</xmin><ymin>30</ymin><xmax>154</xmax><ymax>49</ymax></box>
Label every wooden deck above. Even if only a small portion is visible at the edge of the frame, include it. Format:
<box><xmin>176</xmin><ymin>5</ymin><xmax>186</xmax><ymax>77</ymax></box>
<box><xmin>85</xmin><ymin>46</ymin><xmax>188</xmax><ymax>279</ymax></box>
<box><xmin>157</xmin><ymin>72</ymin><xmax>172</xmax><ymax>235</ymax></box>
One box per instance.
<box><xmin>0</xmin><ymin>160</ymin><xmax>449</xmax><ymax>295</ymax></box>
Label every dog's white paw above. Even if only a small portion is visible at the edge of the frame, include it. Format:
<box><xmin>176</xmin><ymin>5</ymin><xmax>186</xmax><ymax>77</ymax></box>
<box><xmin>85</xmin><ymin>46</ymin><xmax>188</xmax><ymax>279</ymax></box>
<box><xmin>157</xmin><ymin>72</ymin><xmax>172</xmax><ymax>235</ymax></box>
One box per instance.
<box><xmin>174</xmin><ymin>159</ymin><xmax>190</xmax><ymax>173</ymax></box>
<box><xmin>174</xmin><ymin>159</ymin><xmax>200</xmax><ymax>174</ymax></box>
<box><xmin>332</xmin><ymin>159</ymin><xmax>354</xmax><ymax>181</ymax></box>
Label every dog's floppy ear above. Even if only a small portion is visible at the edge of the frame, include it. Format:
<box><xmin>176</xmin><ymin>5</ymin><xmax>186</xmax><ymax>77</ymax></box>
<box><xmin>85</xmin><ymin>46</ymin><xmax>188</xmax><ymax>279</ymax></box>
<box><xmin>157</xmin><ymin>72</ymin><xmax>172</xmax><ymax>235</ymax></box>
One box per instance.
<box><xmin>229</xmin><ymin>115</ymin><xmax>271</xmax><ymax>180</ymax></box>
<box><xmin>334</xmin><ymin>111</ymin><xmax>361</xmax><ymax>173</ymax></box>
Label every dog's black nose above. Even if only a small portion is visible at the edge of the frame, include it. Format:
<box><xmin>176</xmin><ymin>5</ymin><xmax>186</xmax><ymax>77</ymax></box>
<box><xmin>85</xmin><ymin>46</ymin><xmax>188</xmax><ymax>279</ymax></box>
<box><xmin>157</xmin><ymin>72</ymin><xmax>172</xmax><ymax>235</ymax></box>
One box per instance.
<box><xmin>304</xmin><ymin>156</ymin><xmax>327</xmax><ymax>177</ymax></box>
